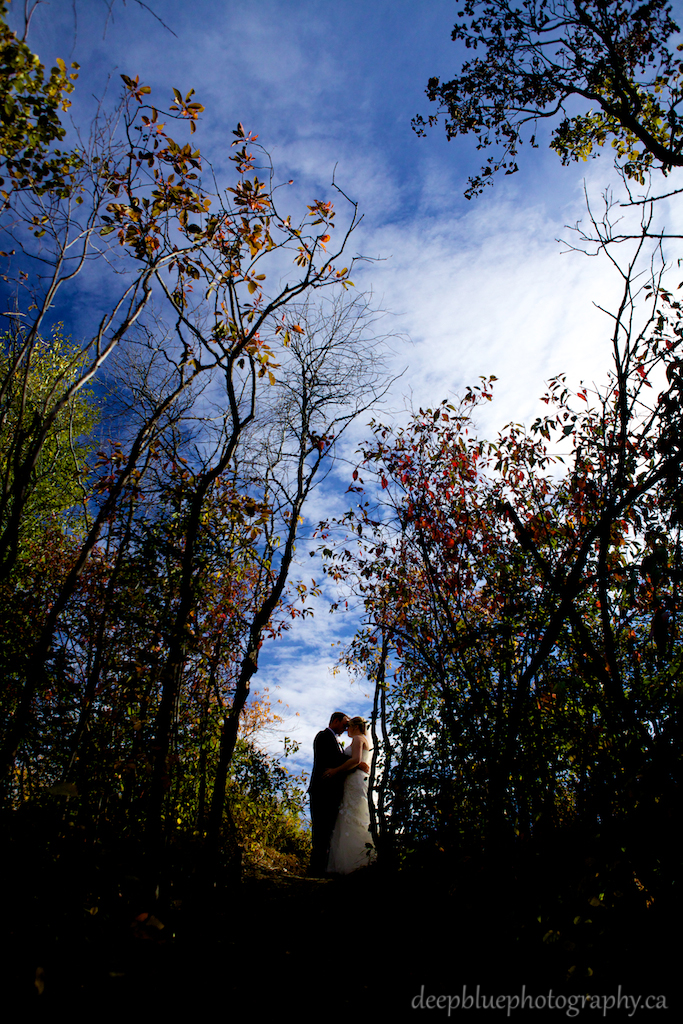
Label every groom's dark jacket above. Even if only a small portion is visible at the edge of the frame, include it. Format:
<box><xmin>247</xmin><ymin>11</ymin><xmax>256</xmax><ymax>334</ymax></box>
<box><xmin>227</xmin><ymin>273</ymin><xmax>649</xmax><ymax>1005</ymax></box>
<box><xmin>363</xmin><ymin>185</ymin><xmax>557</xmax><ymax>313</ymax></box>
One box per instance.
<box><xmin>309</xmin><ymin>728</ymin><xmax>348</xmax><ymax>806</ymax></box>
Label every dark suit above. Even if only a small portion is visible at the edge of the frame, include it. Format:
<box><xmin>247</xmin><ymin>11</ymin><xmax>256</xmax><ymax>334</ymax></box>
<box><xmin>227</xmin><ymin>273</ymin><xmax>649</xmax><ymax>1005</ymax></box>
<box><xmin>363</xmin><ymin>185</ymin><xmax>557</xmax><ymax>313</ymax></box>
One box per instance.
<box><xmin>309</xmin><ymin>727</ymin><xmax>348</xmax><ymax>875</ymax></box>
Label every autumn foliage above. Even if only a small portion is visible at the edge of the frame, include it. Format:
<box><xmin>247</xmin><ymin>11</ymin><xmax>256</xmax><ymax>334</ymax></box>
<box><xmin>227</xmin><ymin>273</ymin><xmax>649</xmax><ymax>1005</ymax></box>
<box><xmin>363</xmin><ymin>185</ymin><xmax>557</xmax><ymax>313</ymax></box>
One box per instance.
<box><xmin>0</xmin><ymin>3</ymin><xmax>385</xmax><ymax>880</ymax></box>
<box><xmin>322</xmin><ymin>254</ymin><xmax>682</xmax><ymax>894</ymax></box>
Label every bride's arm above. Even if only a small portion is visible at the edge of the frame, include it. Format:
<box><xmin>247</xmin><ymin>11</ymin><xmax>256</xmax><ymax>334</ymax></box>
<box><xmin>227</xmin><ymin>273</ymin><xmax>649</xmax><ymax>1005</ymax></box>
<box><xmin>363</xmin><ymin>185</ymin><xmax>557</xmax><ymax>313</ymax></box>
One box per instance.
<box><xmin>323</xmin><ymin>736</ymin><xmax>368</xmax><ymax>777</ymax></box>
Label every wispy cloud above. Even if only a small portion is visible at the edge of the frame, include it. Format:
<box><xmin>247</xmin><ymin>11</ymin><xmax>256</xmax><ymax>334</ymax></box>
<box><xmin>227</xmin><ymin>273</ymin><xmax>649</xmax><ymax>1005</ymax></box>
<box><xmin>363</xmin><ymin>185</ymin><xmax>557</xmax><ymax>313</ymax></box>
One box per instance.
<box><xmin>17</xmin><ymin>0</ymin><xmax>683</xmax><ymax>775</ymax></box>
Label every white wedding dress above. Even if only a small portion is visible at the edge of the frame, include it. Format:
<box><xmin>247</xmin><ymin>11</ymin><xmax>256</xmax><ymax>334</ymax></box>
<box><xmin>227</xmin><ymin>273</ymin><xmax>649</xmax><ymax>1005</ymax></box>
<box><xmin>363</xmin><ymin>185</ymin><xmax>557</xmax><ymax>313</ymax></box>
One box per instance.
<box><xmin>327</xmin><ymin>743</ymin><xmax>376</xmax><ymax>874</ymax></box>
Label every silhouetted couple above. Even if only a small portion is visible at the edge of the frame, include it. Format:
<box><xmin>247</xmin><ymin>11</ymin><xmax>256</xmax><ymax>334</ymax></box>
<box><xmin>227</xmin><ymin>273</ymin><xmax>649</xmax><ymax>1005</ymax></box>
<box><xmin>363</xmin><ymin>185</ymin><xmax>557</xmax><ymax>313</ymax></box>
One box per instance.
<box><xmin>308</xmin><ymin>711</ymin><xmax>376</xmax><ymax>876</ymax></box>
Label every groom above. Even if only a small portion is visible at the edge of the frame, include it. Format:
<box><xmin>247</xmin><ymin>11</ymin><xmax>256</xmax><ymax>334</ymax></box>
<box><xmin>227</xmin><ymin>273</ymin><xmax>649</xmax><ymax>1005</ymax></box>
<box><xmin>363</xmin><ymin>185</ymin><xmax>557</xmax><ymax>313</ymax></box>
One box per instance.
<box><xmin>308</xmin><ymin>711</ymin><xmax>368</xmax><ymax>876</ymax></box>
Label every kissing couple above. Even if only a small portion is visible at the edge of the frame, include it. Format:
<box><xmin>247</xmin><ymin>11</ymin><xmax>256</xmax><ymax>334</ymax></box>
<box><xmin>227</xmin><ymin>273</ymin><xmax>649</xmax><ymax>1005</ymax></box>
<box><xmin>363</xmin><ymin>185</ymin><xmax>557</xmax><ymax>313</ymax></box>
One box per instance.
<box><xmin>308</xmin><ymin>711</ymin><xmax>377</xmax><ymax>876</ymax></box>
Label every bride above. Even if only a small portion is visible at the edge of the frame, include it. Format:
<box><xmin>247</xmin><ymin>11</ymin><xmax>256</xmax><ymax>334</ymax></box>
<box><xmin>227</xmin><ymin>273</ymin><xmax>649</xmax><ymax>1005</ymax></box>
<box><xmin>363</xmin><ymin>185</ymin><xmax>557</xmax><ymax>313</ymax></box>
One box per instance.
<box><xmin>325</xmin><ymin>716</ymin><xmax>376</xmax><ymax>875</ymax></box>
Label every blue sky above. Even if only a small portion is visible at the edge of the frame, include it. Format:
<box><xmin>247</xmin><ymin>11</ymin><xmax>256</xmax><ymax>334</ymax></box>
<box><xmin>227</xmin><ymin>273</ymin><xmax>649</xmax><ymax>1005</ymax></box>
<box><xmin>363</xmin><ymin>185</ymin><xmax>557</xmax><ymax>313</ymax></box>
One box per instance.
<box><xmin>12</xmin><ymin>0</ymin><xmax>683</xmax><ymax>779</ymax></box>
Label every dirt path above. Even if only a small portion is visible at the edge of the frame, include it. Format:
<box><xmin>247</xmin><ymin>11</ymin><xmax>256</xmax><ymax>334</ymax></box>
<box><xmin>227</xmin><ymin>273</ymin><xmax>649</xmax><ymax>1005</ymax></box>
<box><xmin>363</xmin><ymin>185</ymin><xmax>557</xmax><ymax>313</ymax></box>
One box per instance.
<box><xmin>9</xmin><ymin>858</ymin><xmax>679</xmax><ymax>1014</ymax></box>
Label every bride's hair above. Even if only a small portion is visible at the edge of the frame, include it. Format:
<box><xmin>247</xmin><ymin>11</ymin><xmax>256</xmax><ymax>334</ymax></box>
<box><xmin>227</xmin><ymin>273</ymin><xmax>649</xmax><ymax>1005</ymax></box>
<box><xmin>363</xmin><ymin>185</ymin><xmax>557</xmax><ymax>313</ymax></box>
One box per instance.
<box><xmin>349</xmin><ymin>716</ymin><xmax>367</xmax><ymax>735</ymax></box>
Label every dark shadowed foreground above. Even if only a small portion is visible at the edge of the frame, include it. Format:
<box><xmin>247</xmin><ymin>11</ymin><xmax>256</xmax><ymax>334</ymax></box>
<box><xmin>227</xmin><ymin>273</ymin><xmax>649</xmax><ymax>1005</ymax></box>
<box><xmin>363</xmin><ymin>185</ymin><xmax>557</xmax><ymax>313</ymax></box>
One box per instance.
<box><xmin>3</xmin><ymin>807</ymin><xmax>678</xmax><ymax>1017</ymax></box>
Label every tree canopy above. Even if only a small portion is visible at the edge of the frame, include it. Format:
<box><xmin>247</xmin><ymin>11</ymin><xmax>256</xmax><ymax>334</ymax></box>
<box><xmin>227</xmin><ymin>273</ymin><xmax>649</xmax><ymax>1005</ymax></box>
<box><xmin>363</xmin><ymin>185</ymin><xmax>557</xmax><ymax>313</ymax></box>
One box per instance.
<box><xmin>0</xmin><ymin>0</ymin><xmax>80</xmax><ymax>195</ymax></box>
<box><xmin>414</xmin><ymin>1</ymin><xmax>683</xmax><ymax>197</ymax></box>
<box><xmin>320</xmin><ymin>225</ymin><xmax>683</xmax><ymax>872</ymax></box>
<box><xmin>0</xmin><ymin>327</ymin><xmax>97</xmax><ymax>553</ymax></box>
<box><xmin>0</xmin><ymin>0</ymin><xmax>390</xmax><ymax>882</ymax></box>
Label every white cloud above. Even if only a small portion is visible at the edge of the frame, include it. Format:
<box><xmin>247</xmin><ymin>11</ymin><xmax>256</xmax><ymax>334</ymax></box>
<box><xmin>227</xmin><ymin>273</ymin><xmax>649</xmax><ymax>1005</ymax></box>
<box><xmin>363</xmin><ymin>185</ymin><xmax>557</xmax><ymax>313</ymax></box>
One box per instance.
<box><xmin>16</xmin><ymin>0</ymin><xmax>683</xmax><ymax>781</ymax></box>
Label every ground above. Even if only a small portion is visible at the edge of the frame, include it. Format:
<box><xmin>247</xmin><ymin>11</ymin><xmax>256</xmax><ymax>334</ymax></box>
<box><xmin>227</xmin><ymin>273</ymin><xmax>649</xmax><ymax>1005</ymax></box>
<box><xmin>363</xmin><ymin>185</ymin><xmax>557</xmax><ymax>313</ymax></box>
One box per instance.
<box><xmin>5</xmin><ymin>834</ymin><xmax>678</xmax><ymax>1016</ymax></box>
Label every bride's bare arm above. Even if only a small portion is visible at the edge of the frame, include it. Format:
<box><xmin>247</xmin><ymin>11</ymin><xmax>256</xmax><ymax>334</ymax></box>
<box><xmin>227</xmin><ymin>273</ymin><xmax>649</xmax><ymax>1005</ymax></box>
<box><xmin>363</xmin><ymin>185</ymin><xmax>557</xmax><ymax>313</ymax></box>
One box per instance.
<box><xmin>323</xmin><ymin>736</ymin><xmax>369</xmax><ymax>777</ymax></box>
